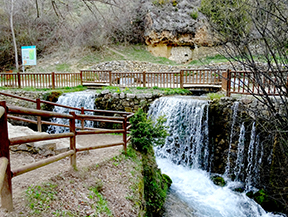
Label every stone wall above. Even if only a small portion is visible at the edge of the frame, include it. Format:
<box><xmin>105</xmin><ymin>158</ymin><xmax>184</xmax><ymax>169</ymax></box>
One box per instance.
<box><xmin>95</xmin><ymin>90</ymin><xmax>162</xmax><ymax>113</ymax></box>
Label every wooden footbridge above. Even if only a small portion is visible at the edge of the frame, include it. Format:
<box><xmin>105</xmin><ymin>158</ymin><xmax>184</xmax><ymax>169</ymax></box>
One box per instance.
<box><xmin>0</xmin><ymin>69</ymin><xmax>285</xmax><ymax>96</ymax></box>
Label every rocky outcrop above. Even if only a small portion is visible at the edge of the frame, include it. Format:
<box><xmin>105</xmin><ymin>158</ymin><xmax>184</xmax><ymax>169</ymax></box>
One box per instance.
<box><xmin>141</xmin><ymin>0</ymin><xmax>218</xmax><ymax>63</ymax></box>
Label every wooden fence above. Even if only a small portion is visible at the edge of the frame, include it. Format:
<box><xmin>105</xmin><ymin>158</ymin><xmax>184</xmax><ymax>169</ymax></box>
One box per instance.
<box><xmin>225</xmin><ymin>70</ymin><xmax>288</xmax><ymax>96</ymax></box>
<box><xmin>1</xmin><ymin>69</ymin><xmax>285</xmax><ymax>96</ymax></box>
<box><xmin>0</xmin><ymin>70</ymin><xmax>223</xmax><ymax>89</ymax></box>
<box><xmin>0</xmin><ymin>94</ymin><xmax>133</xmax><ymax>211</ymax></box>
<box><xmin>0</xmin><ymin>72</ymin><xmax>82</xmax><ymax>89</ymax></box>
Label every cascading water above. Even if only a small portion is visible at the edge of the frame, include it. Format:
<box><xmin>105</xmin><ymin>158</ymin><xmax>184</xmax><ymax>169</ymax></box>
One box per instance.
<box><xmin>148</xmin><ymin>96</ymin><xmax>210</xmax><ymax>170</ymax></box>
<box><xmin>224</xmin><ymin>102</ymin><xmax>239</xmax><ymax>176</ymax></box>
<box><xmin>234</xmin><ymin>122</ymin><xmax>246</xmax><ymax>181</ymax></box>
<box><xmin>149</xmin><ymin>96</ymin><xmax>284</xmax><ymax>217</ymax></box>
<box><xmin>47</xmin><ymin>91</ymin><xmax>95</xmax><ymax>134</ymax></box>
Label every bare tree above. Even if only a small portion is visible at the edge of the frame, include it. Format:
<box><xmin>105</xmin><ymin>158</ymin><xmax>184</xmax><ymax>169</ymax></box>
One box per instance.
<box><xmin>201</xmin><ymin>0</ymin><xmax>288</xmax><ymax>213</ymax></box>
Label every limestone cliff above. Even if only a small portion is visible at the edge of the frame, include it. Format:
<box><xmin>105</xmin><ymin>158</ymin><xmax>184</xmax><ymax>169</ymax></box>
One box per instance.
<box><xmin>140</xmin><ymin>0</ymin><xmax>218</xmax><ymax>63</ymax></box>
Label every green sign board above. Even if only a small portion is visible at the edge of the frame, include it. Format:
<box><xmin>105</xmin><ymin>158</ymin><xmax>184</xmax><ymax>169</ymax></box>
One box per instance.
<box><xmin>21</xmin><ymin>46</ymin><xmax>37</xmax><ymax>66</ymax></box>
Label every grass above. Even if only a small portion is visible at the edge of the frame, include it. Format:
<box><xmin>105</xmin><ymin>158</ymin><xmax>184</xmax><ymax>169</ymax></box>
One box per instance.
<box><xmin>189</xmin><ymin>54</ymin><xmax>232</xmax><ymax>66</ymax></box>
<box><xmin>25</xmin><ymin>44</ymin><xmax>186</xmax><ymax>73</ymax></box>
<box><xmin>207</xmin><ymin>92</ymin><xmax>225</xmax><ymax>100</ymax></box>
<box><xmin>26</xmin><ymin>183</ymin><xmax>58</xmax><ymax>214</ymax></box>
<box><xmin>0</xmin><ymin>85</ymin><xmax>87</xmax><ymax>92</ymax></box>
<box><xmin>88</xmin><ymin>186</ymin><xmax>113</xmax><ymax>216</ymax></box>
<box><xmin>97</xmin><ymin>85</ymin><xmax>191</xmax><ymax>95</ymax></box>
<box><xmin>22</xmin><ymin>148</ymin><xmax>143</xmax><ymax>216</ymax></box>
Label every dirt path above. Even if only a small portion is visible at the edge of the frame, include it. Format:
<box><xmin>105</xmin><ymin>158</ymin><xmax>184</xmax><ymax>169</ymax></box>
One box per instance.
<box><xmin>0</xmin><ymin>134</ymin><xmax>124</xmax><ymax>215</ymax></box>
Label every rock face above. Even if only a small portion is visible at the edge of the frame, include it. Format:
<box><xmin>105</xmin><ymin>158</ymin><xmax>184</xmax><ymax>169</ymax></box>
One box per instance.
<box><xmin>141</xmin><ymin>0</ymin><xmax>218</xmax><ymax>63</ymax></box>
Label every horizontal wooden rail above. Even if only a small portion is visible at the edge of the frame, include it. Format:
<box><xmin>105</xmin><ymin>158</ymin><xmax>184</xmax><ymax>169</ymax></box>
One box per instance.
<box><xmin>8</xmin><ymin>105</ymin><xmax>73</xmax><ymax>119</ymax></box>
<box><xmin>0</xmin><ymin>91</ymin><xmax>37</xmax><ymax>103</ymax></box>
<box><xmin>9</xmin><ymin>132</ymin><xmax>74</xmax><ymax>146</ymax></box>
<box><xmin>0</xmin><ymin>92</ymin><xmax>133</xmax><ymax>117</ymax></box>
<box><xmin>81</xmin><ymin>118</ymin><xmax>123</xmax><ymax>124</ymax></box>
<box><xmin>76</xmin><ymin>114</ymin><xmax>124</xmax><ymax>121</ymax></box>
<box><xmin>0</xmin><ymin>99</ymin><xmax>132</xmax><ymax>211</ymax></box>
<box><xmin>0</xmin><ymin>157</ymin><xmax>8</xmax><ymax>191</ymax></box>
<box><xmin>40</xmin><ymin>100</ymin><xmax>82</xmax><ymax>111</ymax></box>
<box><xmin>76</xmin><ymin>129</ymin><xmax>125</xmax><ymax>135</ymax></box>
<box><xmin>76</xmin><ymin>142</ymin><xmax>124</xmax><ymax>152</ymax></box>
<box><xmin>0</xmin><ymin>106</ymin><xmax>5</xmax><ymax>119</ymax></box>
<box><xmin>12</xmin><ymin>150</ymin><xmax>75</xmax><ymax>177</ymax></box>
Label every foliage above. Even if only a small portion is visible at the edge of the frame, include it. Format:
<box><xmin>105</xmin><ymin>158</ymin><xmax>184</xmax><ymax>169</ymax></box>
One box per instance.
<box><xmin>207</xmin><ymin>92</ymin><xmax>225</xmax><ymax>100</ymax></box>
<box><xmin>88</xmin><ymin>186</ymin><xmax>113</xmax><ymax>216</ymax></box>
<box><xmin>200</xmin><ymin>0</ymin><xmax>251</xmax><ymax>43</ymax></box>
<box><xmin>210</xmin><ymin>175</ymin><xmax>226</xmax><ymax>187</ymax></box>
<box><xmin>0</xmin><ymin>0</ymin><xmax>145</xmax><ymax>70</ymax></box>
<box><xmin>152</xmin><ymin>0</ymin><xmax>169</xmax><ymax>6</ymax></box>
<box><xmin>190</xmin><ymin>10</ymin><xmax>198</xmax><ymax>20</ymax></box>
<box><xmin>26</xmin><ymin>183</ymin><xmax>58</xmax><ymax>214</ymax></box>
<box><xmin>202</xmin><ymin>0</ymin><xmax>288</xmax><ymax>213</ymax></box>
<box><xmin>98</xmin><ymin>86</ymin><xmax>191</xmax><ymax>96</ymax></box>
<box><xmin>130</xmin><ymin>108</ymin><xmax>171</xmax><ymax>216</ymax></box>
<box><xmin>130</xmin><ymin>108</ymin><xmax>168</xmax><ymax>154</ymax></box>
<box><xmin>0</xmin><ymin>85</ymin><xmax>87</xmax><ymax>92</ymax></box>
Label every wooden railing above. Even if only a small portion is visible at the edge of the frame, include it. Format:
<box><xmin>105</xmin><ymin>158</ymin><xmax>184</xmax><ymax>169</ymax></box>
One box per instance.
<box><xmin>225</xmin><ymin>70</ymin><xmax>288</xmax><ymax>96</ymax></box>
<box><xmin>0</xmin><ymin>95</ymin><xmax>133</xmax><ymax>211</ymax></box>
<box><xmin>81</xmin><ymin>70</ymin><xmax>111</xmax><ymax>84</ymax></box>
<box><xmin>1</xmin><ymin>69</ymin><xmax>286</xmax><ymax>97</ymax></box>
<box><xmin>0</xmin><ymin>72</ymin><xmax>82</xmax><ymax>89</ymax></box>
<box><xmin>181</xmin><ymin>69</ymin><xmax>222</xmax><ymax>85</ymax></box>
<box><xmin>0</xmin><ymin>69</ymin><xmax>223</xmax><ymax>90</ymax></box>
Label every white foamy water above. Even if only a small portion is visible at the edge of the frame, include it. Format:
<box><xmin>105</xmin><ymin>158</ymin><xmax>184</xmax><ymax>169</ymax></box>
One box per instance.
<box><xmin>47</xmin><ymin>91</ymin><xmax>95</xmax><ymax>133</ymax></box>
<box><xmin>157</xmin><ymin>157</ymin><xmax>283</xmax><ymax>217</ymax></box>
<box><xmin>148</xmin><ymin>96</ymin><xmax>285</xmax><ymax>217</ymax></box>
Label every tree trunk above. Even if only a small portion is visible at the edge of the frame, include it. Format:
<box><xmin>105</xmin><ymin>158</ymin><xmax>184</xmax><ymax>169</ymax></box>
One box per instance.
<box><xmin>10</xmin><ymin>0</ymin><xmax>18</xmax><ymax>71</ymax></box>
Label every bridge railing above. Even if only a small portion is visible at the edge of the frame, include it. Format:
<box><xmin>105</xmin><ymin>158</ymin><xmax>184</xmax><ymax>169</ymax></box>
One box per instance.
<box><xmin>225</xmin><ymin>70</ymin><xmax>288</xmax><ymax>96</ymax></box>
<box><xmin>181</xmin><ymin>69</ymin><xmax>222</xmax><ymax>85</ymax></box>
<box><xmin>0</xmin><ymin>72</ymin><xmax>82</xmax><ymax>89</ymax></box>
<box><xmin>0</xmin><ymin>97</ymin><xmax>133</xmax><ymax>211</ymax></box>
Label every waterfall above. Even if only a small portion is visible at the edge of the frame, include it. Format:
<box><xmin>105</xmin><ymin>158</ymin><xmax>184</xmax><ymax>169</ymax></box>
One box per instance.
<box><xmin>234</xmin><ymin>122</ymin><xmax>246</xmax><ymax>181</ymax></box>
<box><xmin>245</xmin><ymin>122</ymin><xmax>257</xmax><ymax>190</ymax></box>
<box><xmin>224</xmin><ymin>102</ymin><xmax>239</xmax><ymax>176</ymax></box>
<box><xmin>47</xmin><ymin>91</ymin><xmax>95</xmax><ymax>134</ymax></box>
<box><xmin>148</xmin><ymin>96</ymin><xmax>210</xmax><ymax>170</ymax></box>
<box><xmin>149</xmin><ymin>97</ymin><xmax>283</xmax><ymax>217</ymax></box>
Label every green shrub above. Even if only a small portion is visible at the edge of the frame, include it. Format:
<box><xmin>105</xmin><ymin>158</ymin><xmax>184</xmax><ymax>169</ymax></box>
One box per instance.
<box><xmin>130</xmin><ymin>108</ymin><xmax>168</xmax><ymax>154</ymax></box>
<box><xmin>190</xmin><ymin>11</ymin><xmax>199</xmax><ymax>20</ymax></box>
<box><xmin>130</xmin><ymin>109</ymin><xmax>171</xmax><ymax>216</ymax></box>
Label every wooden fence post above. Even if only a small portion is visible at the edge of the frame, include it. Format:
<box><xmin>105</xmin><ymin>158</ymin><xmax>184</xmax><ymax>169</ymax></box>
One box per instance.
<box><xmin>180</xmin><ymin>71</ymin><xmax>184</xmax><ymax>89</ymax></box>
<box><xmin>80</xmin><ymin>71</ymin><xmax>83</xmax><ymax>86</ymax></box>
<box><xmin>143</xmin><ymin>71</ymin><xmax>146</xmax><ymax>87</ymax></box>
<box><xmin>69</xmin><ymin>112</ymin><xmax>76</xmax><ymax>169</ymax></box>
<box><xmin>109</xmin><ymin>71</ymin><xmax>112</xmax><ymax>86</ymax></box>
<box><xmin>227</xmin><ymin>69</ymin><xmax>231</xmax><ymax>97</ymax></box>
<box><xmin>122</xmin><ymin>114</ymin><xmax>127</xmax><ymax>153</ymax></box>
<box><xmin>222</xmin><ymin>70</ymin><xmax>231</xmax><ymax>97</ymax></box>
<box><xmin>52</xmin><ymin>72</ymin><xmax>55</xmax><ymax>89</ymax></box>
<box><xmin>81</xmin><ymin>107</ymin><xmax>84</xmax><ymax>130</ymax></box>
<box><xmin>36</xmin><ymin>98</ymin><xmax>42</xmax><ymax>132</ymax></box>
<box><xmin>0</xmin><ymin>101</ymin><xmax>13</xmax><ymax>211</ymax></box>
<box><xmin>17</xmin><ymin>72</ymin><xmax>21</xmax><ymax>89</ymax></box>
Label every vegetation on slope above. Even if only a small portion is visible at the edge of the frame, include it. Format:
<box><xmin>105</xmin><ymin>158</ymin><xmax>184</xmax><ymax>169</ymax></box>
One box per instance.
<box><xmin>130</xmin><ymin>108</ymin><xmax>172</xmax><ymax>216</ymax></box>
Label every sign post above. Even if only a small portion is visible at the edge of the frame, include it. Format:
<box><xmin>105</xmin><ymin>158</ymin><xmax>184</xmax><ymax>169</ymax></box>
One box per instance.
<box><xmin>21</xmin><ymin>46</ymin><xmax>37</xmax><ymax>72</ymax></box>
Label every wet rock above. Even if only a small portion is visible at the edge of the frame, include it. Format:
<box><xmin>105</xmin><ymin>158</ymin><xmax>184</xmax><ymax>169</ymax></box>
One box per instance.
<box><xmin>211</xmin><ymin>175</ymin><xmax>226</xmax><ymax>187</ymax></box>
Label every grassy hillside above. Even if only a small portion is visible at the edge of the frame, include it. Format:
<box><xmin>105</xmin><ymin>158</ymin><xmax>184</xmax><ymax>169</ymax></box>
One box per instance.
<box><xmin>23</xmin><ymin>44</ymin><xmax>230</xmax><ymax>73</ymax></box>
